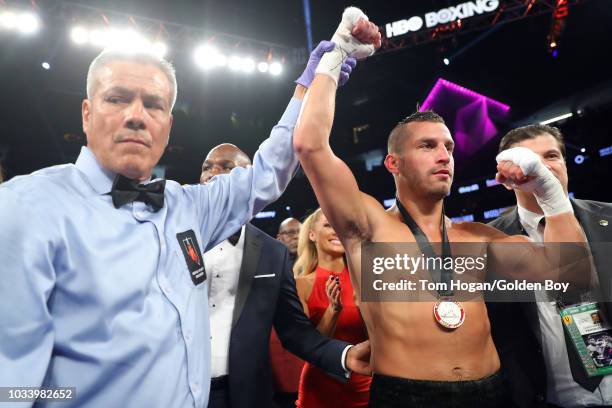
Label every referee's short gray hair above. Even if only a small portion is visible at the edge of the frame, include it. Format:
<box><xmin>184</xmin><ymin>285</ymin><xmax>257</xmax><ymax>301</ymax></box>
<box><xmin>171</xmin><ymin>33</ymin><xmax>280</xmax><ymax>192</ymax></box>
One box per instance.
<box><xmin>86</xmin><ymin>50</ymin><xmax>178</xmax><ymax>110</ymax></box>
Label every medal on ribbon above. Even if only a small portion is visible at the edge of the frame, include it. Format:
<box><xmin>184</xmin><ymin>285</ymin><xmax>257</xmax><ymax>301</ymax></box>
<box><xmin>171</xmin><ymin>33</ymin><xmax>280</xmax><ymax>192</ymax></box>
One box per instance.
<box><xmin>433</xmin><ymin>299</ymin><xmax>465</xmax><ymax>329</ymax></box>
<box><xmin>396</xmin><ymin>197</ymin><xmax>465</xmax><ymax>329</ymax></box>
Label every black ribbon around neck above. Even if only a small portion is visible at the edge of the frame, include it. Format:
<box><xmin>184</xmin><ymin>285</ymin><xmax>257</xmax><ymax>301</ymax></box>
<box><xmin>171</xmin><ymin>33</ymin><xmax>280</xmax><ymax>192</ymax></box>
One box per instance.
<box><xmin>395</xmin><ymin>197</ymin><xmax>453</xmax><ymax>296</ymax></box>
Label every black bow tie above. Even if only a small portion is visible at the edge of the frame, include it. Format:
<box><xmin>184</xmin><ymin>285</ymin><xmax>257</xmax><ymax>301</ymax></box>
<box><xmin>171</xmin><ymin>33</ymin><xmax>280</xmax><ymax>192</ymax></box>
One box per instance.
<box><xmin>110</xmin><ymin>174</ymin><xmax>166</xmax><ymax>212</ymax></box>
<box><xmin>228</xmin><ymin>230</ymin><xmax>242</xmax><ymax>246</ymax></box>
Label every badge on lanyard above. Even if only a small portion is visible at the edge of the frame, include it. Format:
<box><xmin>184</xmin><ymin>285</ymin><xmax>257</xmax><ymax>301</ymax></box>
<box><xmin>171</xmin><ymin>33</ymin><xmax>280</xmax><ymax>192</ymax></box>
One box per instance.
<box><xmin>176</xmin><ymin>229</ymin><xmax>206</xmax><ymax>286</ymax></box>
<box><xmin>560</xmin><ymin>302</ymin><xmax>612</xmax><ymax>377</ymax></box>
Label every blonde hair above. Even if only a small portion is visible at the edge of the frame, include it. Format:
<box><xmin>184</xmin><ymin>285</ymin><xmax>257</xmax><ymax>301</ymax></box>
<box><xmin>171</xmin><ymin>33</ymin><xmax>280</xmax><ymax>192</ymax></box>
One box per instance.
<box><xmin>293</xmin><ymin>208</ymin><xmax>323</xmax><ymax>277</ymax></box>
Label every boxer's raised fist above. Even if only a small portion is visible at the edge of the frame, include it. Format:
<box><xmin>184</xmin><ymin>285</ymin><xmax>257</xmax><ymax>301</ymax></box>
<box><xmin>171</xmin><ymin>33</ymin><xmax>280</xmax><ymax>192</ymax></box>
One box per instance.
<box><xmin>496</xmin><ymin>147</ymin><xmax>572</xmax><ymax>216</ymax></box>
<box><xmin>315</xmin><ymin>7</ymin><xmax>381</xmax><ymax>85</ymax></box>
<box><xmin>495</xmin><ymin>147</ymin><xmax>541</xmax><ymax>191</ymax></box>
<box><xmin>331</xmin><ymin>7</ymin><xmax>380</xmax><ymax>60</ymax></box>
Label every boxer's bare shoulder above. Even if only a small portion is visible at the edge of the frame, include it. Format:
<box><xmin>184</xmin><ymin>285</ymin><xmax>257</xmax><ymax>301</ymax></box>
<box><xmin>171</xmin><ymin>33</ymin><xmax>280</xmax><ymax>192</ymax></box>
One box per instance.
<box><xmin>449</xmin><ymin>220</ymin><xmax>530</xmax><ymax>244</ymax></box>
<box><xmin>355</xmin><ymin>205</ymin><xmax>414</xmax><ymax>244</ymax></box>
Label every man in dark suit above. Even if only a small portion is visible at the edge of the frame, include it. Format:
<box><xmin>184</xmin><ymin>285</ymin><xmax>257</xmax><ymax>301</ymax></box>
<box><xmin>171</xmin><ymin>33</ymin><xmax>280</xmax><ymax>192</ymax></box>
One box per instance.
<box><xmin>272</xmin><ymin>217</ymin><xmax>303</xmax><ymax>407</ymax></box>
<box><xmin>200</xmin><ymin>143</ymin><xmax>370</xmax><ymax>408</ymax></box>
<box><xmin>487</xmin><ymin>124</ymin><xmax>612</xmax><ymax>407</ymax></box>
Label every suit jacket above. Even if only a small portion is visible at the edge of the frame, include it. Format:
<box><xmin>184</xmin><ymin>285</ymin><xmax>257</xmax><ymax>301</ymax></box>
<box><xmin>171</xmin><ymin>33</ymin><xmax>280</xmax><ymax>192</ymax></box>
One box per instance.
<box><xmin>226</xmin><ymin>223</ymin><xmax>349</xmax><ymax>408</ymax></box>
<box><xmin>486</xmin><ymin>198</ymin><xmax>612</xmax><ymax>408</ymax></box>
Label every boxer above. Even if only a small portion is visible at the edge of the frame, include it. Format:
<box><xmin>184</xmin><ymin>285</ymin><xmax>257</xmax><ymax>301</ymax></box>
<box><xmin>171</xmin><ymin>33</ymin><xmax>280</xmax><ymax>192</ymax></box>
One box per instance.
<box><xmin>293</xmin><ymin>7</ymin><xmax>588</xmax><ymax>407</ymax></box>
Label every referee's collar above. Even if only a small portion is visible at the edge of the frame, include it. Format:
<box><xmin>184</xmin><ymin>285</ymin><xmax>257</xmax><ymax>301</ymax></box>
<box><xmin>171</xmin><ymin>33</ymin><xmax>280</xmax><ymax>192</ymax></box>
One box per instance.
<box><xmin>74</xmin><ymin>146</ymin><xmax>117</xmax><ymax>195</ymax></box>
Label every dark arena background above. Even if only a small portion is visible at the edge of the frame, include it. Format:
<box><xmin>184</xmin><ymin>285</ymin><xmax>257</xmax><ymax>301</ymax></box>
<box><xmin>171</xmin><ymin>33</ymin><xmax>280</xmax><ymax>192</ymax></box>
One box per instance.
<box><xmin>1</xmin><ymin>0</ymin><xmax>610</xmax><ymax>235</ymax></box>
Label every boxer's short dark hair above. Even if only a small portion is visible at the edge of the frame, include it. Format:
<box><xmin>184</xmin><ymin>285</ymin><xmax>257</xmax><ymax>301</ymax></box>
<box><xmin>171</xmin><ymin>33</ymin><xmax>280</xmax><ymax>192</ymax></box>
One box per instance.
<box><xmin>387</xmin><ymin>110</ymin><xmax>446</xmax><ymax>154</ymax></box>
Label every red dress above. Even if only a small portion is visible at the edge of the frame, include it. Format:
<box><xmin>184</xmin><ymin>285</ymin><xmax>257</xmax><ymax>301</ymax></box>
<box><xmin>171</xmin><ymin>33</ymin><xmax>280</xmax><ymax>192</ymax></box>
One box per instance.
<box><xmin>296</xmin><ymin>266</ymin><xmax>371</xmax><ymax>408</ymax></box>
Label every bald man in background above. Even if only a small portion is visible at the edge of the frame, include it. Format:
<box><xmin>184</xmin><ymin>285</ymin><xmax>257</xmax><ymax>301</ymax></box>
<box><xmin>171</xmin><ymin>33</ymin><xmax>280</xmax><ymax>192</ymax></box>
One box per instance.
<box><xmin>277</xmin><ymin>217</ymin><xmax>301</xmax><ymax>264</ymax></box>
<box><xmin>199</xmin><ymin>143</ymin><xmax>369</xmax><ymax>408</ymax></box>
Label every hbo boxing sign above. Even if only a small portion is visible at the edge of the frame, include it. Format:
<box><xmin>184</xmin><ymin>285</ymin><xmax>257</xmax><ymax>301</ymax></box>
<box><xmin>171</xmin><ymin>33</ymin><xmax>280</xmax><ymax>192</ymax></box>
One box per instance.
<box><xmin>385</xmin><ymin>0</ymin><xmax>499</xmax><ymax>38</ymax></box>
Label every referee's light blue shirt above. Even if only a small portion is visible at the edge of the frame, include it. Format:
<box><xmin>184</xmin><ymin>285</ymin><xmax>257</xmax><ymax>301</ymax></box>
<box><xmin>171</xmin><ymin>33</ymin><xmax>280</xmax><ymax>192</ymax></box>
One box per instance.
<box><xmin>0</xmin><ymin>97</ymin><xmax>302</xmax><ymax>407</ymax></box>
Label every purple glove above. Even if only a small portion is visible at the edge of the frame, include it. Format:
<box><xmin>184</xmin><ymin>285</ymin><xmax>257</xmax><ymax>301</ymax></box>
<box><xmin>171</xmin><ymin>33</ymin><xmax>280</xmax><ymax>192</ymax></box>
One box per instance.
<box><xmin>295</xmin><ymin>40</ymin><xmax>357</xmax><ymax>88</ymax></box>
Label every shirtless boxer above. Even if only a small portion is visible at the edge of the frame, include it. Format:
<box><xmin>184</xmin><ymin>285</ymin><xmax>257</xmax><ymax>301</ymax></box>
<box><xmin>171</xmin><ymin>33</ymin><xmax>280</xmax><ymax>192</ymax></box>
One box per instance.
<box><xmin>293</xmin><ymin>7</ymin><xmax>588</xmax><ymax>407</ymax></box>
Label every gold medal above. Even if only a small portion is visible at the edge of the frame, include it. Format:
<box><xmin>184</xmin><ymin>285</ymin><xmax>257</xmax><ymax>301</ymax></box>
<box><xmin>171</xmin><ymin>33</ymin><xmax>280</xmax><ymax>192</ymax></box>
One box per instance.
<box><xmin>433</xmin><ymin>300</ymin><xmax>465</xmax><ymax>329</ymax></box>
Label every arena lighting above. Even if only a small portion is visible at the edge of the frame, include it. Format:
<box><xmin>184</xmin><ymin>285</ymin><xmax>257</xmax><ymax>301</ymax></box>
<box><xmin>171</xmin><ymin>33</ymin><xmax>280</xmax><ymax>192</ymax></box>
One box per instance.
<box><xmin>107</xmin><ymin>28</ymin><xmax>166</xmax><ymax>57</ymax></box>
<box><xmin>194</xmin><ymin>45</ymin><xmax>223</xmax><ymax>70</ymax></box>
<box><xmin>255</xmin><ymin>211</ymin><xmax>276</xmax><ymax>219</ymax></box>
<box><xmin>88</xmin><ymin>29</ymin><xmax>107</xmax><ymax>47</ymax></box>
<box><xmin>383</xmin><ymin>198</ymin><xmax>396</xmax><ymax>208</ymax></box>
<box><xmin>443</xmin><ymin>58</ymin><xmax>450</xmax><ymax>65</ymax></box>
<box><xmin>41</xmin><ymin>62</ymin><xmax>50</xmax><ymax>70</ymax></box>
<box><xmin>580</xmin><ymin>147</ymin><xmax>586</xmax><ymax>153</ymax></box>
<box><xmin>539</xmin><ymin>112</ymin><xmax>573</xmax><ymax>125</ymax></box>
<box><xmin>422</xmin><ymin>78</ymin><xmax>510</xmax><ymax>113</ymax></box>
<box><xmin>68</xmin><ymin>26</ymin><xmax>167</xmax><ymax>58</ymax></box>
<box><xmin>574</xmin><ymin>154</ymin><xmax>585</xmax><ymax>165</ymax></box>
<box><xmin>547</xmin><ymin>0</ymin><xmax>569</xmax><ymax>57</ymax></box>
<box><xmin>0</xmin><ymin>10</ymin><xmax>40</xmax><ymax>34</ymax></box>
<box><xmin>17</xmin><ymin>12</ymin><xmax>40</xmax><ymax>34</ymax></box>
<box><xmin>485</xmin><ymin>178</ymin><xmax>499</xmax><ymax>187</ymax></box>
<box><xmin>257</xmin><ymin>61</ymin><xmax>269</xmax><ymax>73</ymax></box>
<box><xmin>70</xmin><ymin>26</ymin><xmax>88</xmax><ymax>44</ymax></box>
<box><xmin>152</xmin><ymin>42</ymin><xmax>168</xmax><ymax>59</ymax></box>
<box><xmin>240</xmin><ymin>57</ymin><xmax>255</xmax><ymax>73</ymax></box>
<box><xmin>0</xmin><ymin>11</ymin><xmax>16</xmax><ymax>29</ymax></box>
<box><xmin>600</xmin><ymin>146</ymin><xmax>612</xmax><ymax>158</ymax></box>
<box><xmin>483</xmin><ymin>207</ymin><xmax>511</xmax><ymax>220</ymax></box>
<box><xmin>269</xmin><ymin>62</ymin><xmax>283</xmax><ymax>76</ymax></box>
<box><xmin>421</xmin><ymin>78</ymin><xmax>510</xmax><ymax>157</ymax></box>
<box><xmin>457</xmin><ymin>183</ymin><xmax>479</xmax><ymax>194</ymax></box>
<box><xmin>228</xmin><ymin>56</ymin><xmax>242</xmax><ymax>71</ymax></box>
<box><xmin>214</xmin><ymin>53</ymin><xmax>228</xmax><ymax>67</ymax></box>
<box><xmin>193</xmin><ymin>44</ymin><xmax>282</xmax><ymax>77</ymax></box>
<box><xmin>451</xmin><ymin>214</ymin><xmax>475</xmax><ymax>222</ymax></box>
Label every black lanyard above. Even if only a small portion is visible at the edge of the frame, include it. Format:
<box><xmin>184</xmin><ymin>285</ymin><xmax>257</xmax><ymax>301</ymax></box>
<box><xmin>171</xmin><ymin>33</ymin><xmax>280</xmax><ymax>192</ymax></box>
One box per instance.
<box><xmin>395</xmin><ymin>197</ymin><xmax>453</xmax><ymax>296</ymax></box>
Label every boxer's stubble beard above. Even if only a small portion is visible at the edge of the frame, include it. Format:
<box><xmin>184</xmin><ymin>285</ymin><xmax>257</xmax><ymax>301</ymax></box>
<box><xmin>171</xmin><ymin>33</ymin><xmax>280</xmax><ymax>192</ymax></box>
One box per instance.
<box><xmin>399</xmin><ymin>169</ymin><xmax>452</xmax><ymax>205</ymax></box>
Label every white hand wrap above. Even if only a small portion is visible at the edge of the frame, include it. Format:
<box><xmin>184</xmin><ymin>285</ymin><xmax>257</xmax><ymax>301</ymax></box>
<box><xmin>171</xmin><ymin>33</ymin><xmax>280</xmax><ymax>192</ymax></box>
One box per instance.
<box><xmin>496</xmin><ymin>147</ymin><xmax>572</xmax><ymax>216</ymax></box>
<box><xmin>315</xmin><ymin>7</ymin><xmax>376</xmax><ymax>84</ymax></box>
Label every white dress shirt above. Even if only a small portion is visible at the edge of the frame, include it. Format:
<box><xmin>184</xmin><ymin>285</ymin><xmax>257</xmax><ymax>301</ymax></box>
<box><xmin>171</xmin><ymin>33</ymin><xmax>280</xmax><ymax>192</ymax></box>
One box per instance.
<box><xmin>205</xmin><ymin>226</ymin><xmax>245</xmax><ymax>378</ymax></box>
<box><xmin>517</xmin><ymin>206</ymin><xmax>612</xmax><ymax>407</ymax></box>
<box><xmin>204</xmin><ymin>227</ymin><xmax>352</xmax><ymax>379</ymax></box>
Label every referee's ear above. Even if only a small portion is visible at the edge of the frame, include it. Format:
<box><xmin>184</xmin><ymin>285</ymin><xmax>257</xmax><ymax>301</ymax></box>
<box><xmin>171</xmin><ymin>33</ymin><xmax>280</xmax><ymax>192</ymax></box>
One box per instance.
<box><xmin>165</xmin><ymin>114</ymin><xmax>173</xmax><ymax>147</ymax></box>
<box><xmin>82</xmin><ymin>99</ymin><xmax>92</xmax><ymax>139</ymax></box>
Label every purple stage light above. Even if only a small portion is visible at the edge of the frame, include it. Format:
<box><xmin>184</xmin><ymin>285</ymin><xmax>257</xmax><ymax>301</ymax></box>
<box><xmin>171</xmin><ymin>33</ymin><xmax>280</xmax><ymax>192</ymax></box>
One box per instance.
<box><xmin>421</xmin><ymin>78</ymin><xmax>510</xmax><ymax>114</ymax></box>
<box><xmin>420</xmin><ymin>78</ymin><xmax>510</xmax><ymax>157</ymax></box>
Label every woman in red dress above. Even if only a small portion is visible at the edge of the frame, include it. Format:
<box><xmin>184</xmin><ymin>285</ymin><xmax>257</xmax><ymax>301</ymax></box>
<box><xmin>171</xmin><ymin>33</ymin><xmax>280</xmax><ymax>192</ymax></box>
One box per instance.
<box><xmin>294</xmin><ymin>208</ymin><xmax>371</xmax><ymax>408</ymax></box>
